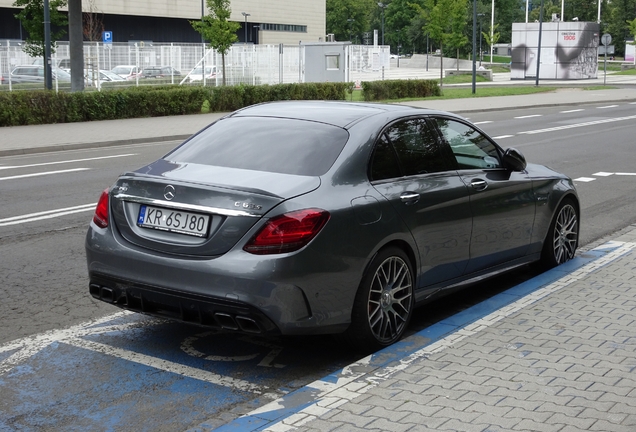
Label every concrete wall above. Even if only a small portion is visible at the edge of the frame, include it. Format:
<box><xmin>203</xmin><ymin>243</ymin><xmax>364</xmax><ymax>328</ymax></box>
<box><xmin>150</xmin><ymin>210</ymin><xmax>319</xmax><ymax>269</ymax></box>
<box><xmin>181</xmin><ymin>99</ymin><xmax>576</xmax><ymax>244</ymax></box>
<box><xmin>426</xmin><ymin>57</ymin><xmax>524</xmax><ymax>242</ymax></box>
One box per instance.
<box><xmin>511</xmin><ymin>21</ymin><xmax>599</xmax><ymax>80</ymax></box>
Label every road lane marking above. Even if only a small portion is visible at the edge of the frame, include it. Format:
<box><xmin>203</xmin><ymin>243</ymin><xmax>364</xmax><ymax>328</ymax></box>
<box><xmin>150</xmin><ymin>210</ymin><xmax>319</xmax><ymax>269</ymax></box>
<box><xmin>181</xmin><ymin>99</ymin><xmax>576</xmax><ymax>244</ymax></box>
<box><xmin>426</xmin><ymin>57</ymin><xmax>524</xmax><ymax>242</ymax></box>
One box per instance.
<box><xmin>63</xmin><ymin>338</ymin><xmax>270</xmax><ymax>394</ymax></box>
<box><xmin>560</xmin><ymin>109</ymin><xmax>585</xmax><ymax>113</ymax></box>
<box><xmin>492</xmin><ymin>135</ymin><xmax>514</xmax><ymax>139</ymax></box>
<box><xmin>574</xmin><ymin>177</ymin><xmax>596</xmax><ymax>182</ymax></box>
<box><xmin>514</xmin><ymin>114</ymin><xmax>542</xmax><ymax>119</ymax></box>
<box><xmin>616</xmin><ymin>172</ymin><xmax>636</xmax><ymax>176</ymax></box>
<box><xmin>0</xmin><ymin>168</ymin><xmax>90</xmax><ymax>181</ymax></box>
<box><xmin>0</xmin><ymin>154</ymin><xmax>137</xmax><ymax>171</ymax></box>
<box><xmin>593</xmin><ymin>172</ymin><xmax>614</xmax><ymax>176</ymax></box>
<box><xmin>0</xmin><ymin>203</ymin><xmax>95</xmax><ymax>226</ymax></box>
<box><xmin>518</xmin><ymin>114</ymin><xmax>636</xmax><ymax>135</ymax></box>
<box><xmin>597</xmin><ymin>105</ymin><xmax>619</xmax><ymax>109</ymax></box>
<box><xmin>472</xmin><ymin>121</ymin><xmax>493</xmax><ymax>125</ymax></box>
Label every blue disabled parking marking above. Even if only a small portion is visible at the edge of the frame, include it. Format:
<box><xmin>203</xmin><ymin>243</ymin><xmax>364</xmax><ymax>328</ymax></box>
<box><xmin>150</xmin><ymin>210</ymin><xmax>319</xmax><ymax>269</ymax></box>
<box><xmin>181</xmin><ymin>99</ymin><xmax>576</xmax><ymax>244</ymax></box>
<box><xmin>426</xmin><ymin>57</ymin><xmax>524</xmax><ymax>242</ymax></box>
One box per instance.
<box><xmin>1</xmin><ymin>241</ymin><xmax>633</xmax><ymax>432</ymax></box>
<box><xmin>213</xmin><ymin>240</ymin><xmax>636</xmax><ymax>431</ymax></box>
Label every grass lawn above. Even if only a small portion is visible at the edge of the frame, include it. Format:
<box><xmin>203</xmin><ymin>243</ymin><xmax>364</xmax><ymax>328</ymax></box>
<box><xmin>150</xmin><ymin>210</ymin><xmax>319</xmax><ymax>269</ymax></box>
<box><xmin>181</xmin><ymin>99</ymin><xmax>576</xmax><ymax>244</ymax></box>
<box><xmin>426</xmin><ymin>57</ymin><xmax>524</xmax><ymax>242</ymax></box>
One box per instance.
<box><xmin>613</xmin><ymin>68</ymin><xmax>636</xmax><ymax>75</ymax></box>
<box><xmin>346</xmin><ymin>85</ymin><xmax>617</xmax><ymax>103</ymax></box>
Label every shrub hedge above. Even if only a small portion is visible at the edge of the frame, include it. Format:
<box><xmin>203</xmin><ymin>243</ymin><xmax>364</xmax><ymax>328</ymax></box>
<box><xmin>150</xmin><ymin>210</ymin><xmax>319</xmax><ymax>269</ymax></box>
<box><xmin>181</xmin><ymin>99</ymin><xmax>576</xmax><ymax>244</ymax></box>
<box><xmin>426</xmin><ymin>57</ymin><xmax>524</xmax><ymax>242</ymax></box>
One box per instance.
<box><xmin>361</xmin><ymin>79</ymin><xmax>440</xmax><ymax>101</ymax></box>
<box><xmin>0</xmin><ymin>80</ymin><xmax>440</xmax><ymax>127</ymax></box>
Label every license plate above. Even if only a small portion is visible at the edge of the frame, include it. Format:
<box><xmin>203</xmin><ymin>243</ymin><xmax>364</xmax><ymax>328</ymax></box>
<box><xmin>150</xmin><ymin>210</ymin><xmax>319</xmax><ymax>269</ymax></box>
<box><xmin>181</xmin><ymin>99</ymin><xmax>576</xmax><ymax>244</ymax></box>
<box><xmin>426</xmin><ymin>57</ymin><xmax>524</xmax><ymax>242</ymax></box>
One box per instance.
<box><xmin>137</xmin><ymin>205</ymin><xmax>210</xmax><ymax>237</ymax></box>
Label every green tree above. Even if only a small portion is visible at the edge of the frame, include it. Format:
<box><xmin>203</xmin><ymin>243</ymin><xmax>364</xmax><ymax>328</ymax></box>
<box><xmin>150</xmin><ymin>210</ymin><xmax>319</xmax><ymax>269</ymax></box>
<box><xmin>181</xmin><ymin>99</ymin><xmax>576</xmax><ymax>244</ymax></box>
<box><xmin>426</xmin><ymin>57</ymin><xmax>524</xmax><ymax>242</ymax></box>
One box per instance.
<box><xmin>13</xmin><ymin>0</ymin><xmax>68</xmax><ymax>57</ymax></box>
<box><xmin>412</xmin><ymin>0</ymin><xmax>455</xmax><ymax>87</ymax></box>
<box><xmin>606</xmin><ymin>0</ymin><xmax>636</xmax><ymax>56</ymax></box>
<box><xmin>326</xmin><ymin>0</ymin><xmax>374</xmax><ymax>43</ymax></box>
<box><xmin>191</xmin><ymin>0</ymin><xmax>240</xmax><ymax>85</ymax></box>
<box><xmin>483</xmin><ymin>23</ymin><xmax>500</xmax><ymax>63</ymax></box>
<box><xmin>385</xmin><ymin>0</ymin><xmax>424</xmax><ymax>53</ymax></box>
<box><xmin>446</xmin><ymin>0</ymin><xmax>469</xmax><ymax>70</ymax></box>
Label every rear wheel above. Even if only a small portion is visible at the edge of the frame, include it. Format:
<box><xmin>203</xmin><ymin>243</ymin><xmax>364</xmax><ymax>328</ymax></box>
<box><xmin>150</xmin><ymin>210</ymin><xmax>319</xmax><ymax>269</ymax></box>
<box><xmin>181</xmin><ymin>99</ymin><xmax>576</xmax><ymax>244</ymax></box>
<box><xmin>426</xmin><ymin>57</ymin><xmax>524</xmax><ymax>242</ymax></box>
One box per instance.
<box><xmin>344</xmin><ymin>247</ymin><xmax>414</xmax><ymax>352</ymax></box>
<box><xmin>541</xmin><ymin>199</ymin><xmax>579</xmax><ymax>268</ymax></box>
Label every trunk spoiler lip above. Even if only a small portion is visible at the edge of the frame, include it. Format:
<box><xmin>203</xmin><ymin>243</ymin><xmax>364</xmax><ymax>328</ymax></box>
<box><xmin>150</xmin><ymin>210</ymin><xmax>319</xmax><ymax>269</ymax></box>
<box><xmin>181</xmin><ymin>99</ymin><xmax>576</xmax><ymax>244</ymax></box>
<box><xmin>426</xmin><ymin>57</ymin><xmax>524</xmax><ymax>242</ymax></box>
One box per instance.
<box><xmin>113</xmin><ymin>193</ymin><xmax>262</xmax><ymax>218</ymax></box>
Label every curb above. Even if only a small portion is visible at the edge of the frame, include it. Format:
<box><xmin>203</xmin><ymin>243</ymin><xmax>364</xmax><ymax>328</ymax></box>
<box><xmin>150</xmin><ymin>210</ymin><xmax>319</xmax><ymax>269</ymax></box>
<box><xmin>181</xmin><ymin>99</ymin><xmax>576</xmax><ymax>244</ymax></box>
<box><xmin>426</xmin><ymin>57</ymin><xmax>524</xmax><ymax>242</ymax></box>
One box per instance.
<box><xmin>0</xmin><ymin>134</ymin><xmax>191</xmax><ymax>157</ymax></box>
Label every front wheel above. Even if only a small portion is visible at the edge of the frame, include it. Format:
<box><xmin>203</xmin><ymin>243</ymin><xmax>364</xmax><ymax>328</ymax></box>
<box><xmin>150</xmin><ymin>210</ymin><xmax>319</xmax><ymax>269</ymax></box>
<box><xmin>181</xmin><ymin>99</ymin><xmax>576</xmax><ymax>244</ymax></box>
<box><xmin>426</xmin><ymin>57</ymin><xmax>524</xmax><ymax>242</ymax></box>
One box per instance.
<box><xmin>541</xmin><ymin>199</ymin><xmax>579</xmax><ymax>268</ymax></box>
<box><xmin>344</xmin><ymin>247</ymin><xmax>414</xmax><ymax>352</ymax></box>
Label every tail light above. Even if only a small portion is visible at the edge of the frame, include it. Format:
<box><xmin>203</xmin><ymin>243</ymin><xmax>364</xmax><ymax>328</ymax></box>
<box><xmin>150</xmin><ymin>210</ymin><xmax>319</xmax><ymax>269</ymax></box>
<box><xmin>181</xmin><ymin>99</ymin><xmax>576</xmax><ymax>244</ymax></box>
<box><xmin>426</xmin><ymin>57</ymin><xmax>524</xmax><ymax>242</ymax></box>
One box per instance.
<box><xmin>93</xmin><ymin>189</ymin><xmax>110</xmax><ymax>228</ymax></box>
<box><xmin>244</xmin><ymin>209</ymin><xmax>330</xmax><ymax>255</ymax></box>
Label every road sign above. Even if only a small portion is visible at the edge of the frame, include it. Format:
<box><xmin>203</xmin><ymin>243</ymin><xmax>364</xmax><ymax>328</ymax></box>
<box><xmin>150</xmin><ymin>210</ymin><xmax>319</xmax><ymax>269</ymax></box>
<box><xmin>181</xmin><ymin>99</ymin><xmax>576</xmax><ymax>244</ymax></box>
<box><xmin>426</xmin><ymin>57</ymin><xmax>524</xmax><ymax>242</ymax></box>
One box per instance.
<box><xmin>103</xmin><ymin>31</ymin><xmax>113</xmax><ymax>44</ymax></box>
<box><xmin>601</xmin><ymin>33</ymin><xmax>611</xmax><ymax>46</ymax></box>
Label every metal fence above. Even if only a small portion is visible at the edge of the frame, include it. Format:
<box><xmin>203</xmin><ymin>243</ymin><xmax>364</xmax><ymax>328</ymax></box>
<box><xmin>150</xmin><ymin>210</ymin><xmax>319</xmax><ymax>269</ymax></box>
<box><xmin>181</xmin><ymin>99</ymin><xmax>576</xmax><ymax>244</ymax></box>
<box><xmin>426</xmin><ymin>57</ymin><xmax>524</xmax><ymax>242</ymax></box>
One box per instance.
<box><xmin>0</xmin><ymin>41</ymin><xmax>389</xmax><ymax>91</ymax></box>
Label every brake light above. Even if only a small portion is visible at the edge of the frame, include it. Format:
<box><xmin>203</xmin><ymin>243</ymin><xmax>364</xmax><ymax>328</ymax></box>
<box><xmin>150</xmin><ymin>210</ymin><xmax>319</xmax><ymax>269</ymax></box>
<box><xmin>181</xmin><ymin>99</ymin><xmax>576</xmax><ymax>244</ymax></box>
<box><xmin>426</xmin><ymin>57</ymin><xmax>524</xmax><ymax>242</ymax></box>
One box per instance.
<box><xmin>93</xmin><ymin>188</ymin><xmax>109</xmax><ymax>228</ymax></box>
<box><xmin>244</xmin><ymin>209</ymin><xmax>330</xmax><ymax>255</ymax></box>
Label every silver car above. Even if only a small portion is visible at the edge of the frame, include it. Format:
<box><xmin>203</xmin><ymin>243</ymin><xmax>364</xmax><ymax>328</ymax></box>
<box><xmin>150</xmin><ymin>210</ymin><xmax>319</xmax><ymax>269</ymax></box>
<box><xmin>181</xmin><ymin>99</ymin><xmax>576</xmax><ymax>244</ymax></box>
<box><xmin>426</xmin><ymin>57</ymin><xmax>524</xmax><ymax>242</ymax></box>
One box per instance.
<box><xmin>86</xmin><ymin>101</ymin><xmax>580</xmax><ymax>351</ymax></box>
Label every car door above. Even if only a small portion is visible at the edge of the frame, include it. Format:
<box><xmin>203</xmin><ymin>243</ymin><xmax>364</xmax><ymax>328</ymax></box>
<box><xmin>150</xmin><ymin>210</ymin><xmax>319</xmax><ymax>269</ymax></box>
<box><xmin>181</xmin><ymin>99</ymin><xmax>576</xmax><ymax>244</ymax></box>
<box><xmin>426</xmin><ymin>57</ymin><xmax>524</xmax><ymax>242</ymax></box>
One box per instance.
<box><xmin>370</xmin><ymin>117</ymin><xmax>473</xmax><ymax>289</ymax></box>
<box><xmin>432</xmin><ymin>116</ymin><xmax>536</xmax><ymax>274</ymax></box>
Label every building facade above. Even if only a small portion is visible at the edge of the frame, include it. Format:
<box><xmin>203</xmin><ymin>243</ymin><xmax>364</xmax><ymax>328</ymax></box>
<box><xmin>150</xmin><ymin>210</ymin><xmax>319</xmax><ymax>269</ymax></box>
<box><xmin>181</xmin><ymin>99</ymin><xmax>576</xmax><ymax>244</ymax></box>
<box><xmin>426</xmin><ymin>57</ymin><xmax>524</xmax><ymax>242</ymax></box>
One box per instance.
<box><xmin>0</xmin><ymin>0</ymin><xmax>326</xmax><ymax>45</ymax></box>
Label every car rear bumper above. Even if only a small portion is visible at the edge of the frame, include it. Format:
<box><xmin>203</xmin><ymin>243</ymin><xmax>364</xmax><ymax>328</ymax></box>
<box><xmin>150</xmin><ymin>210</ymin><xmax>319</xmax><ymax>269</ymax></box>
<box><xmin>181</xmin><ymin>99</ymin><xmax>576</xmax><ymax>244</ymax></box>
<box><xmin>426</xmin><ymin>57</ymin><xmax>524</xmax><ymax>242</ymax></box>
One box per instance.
<box><xmin>89</xmin><ymin>273</ymin><xmax>280</xmax><ymax>334</ymax></box>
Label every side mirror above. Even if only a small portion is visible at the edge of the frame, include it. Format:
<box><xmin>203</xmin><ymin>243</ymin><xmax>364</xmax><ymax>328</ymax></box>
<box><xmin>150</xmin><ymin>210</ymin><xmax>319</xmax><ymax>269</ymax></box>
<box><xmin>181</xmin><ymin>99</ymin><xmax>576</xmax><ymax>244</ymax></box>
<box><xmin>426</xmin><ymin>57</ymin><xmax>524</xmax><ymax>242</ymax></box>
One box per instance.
<box><xmin>503</xmin><ymin>148</ymin><xmax>527</xmax><ymax>171</ymax></box>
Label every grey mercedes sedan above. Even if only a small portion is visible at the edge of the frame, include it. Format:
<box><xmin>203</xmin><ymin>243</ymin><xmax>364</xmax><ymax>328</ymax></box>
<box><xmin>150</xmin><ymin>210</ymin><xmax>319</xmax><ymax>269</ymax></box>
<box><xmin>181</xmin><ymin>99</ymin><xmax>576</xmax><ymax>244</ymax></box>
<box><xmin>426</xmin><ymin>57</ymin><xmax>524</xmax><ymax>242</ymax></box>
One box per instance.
<box><xmin>86</xmin><ymin>101</ymin><xmax>579</xmax><ymax>351</ymax></box>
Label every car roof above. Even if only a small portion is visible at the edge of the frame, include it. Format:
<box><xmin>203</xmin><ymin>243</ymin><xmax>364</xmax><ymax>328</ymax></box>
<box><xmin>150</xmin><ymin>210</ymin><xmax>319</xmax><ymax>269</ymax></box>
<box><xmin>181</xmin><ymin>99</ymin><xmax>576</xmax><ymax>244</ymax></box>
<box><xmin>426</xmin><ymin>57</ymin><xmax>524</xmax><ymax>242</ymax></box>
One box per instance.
<box><xmin>229</xmin><ymin>101</ymin><xmax>446</xmax><ymax>128</ymax></box>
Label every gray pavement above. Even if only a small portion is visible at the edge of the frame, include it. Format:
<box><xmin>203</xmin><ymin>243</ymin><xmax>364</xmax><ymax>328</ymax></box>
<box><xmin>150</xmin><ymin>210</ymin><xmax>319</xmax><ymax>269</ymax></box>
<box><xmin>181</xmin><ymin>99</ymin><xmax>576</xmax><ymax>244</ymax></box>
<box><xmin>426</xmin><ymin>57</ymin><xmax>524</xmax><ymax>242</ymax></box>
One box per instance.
<box><xmin>3</xmin><ymin>84</ymin><xmax>636</xmax><ymax>432</ymax></box>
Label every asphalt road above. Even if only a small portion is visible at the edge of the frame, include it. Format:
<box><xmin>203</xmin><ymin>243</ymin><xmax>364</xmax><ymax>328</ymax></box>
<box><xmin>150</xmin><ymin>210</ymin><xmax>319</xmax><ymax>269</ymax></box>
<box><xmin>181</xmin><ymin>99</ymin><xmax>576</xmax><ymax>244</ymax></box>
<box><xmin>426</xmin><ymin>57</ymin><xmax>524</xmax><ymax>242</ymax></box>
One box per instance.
<box><xmin>1</xmin><ymin>100</ymin><xmax>636</xmax><ymax>430</ymax></box>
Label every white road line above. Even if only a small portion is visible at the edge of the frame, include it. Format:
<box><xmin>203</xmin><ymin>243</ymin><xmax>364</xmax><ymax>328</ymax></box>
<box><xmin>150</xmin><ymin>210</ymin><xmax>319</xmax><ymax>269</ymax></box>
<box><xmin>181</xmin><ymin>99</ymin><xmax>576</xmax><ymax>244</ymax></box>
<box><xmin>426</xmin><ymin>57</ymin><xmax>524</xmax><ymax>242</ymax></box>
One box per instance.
<box><xmin>472</xmin><ymin>121</ymin><xmax>493</xmax><ymax>125</ymax></box>
<box><xmin>492</xmin><ymin>135</ymin><xmax>514</xmax><ymax>139</ymax></box>
<box><xmin>616</xmin><ymin>172</ymin><xmax>636</xmax><ymax>176</ymax></box>
<box><xmin>597</xmin><ymin>105</ymin><xmax>619</xmax><ymax>109</ymax></box>
<box><xmin>0</xmin><ymin>154</ymin><xmax>137</xmax><ymax>171</ymax></box>
<box><xmin>518</xmin><ymin>114</ymin><xmax>636</xmax><ymax>135</ymax></box>
<box><xmin>593</xmin><ymin>172</ymin><xmax>614</xmax><ymax>176</ymax></box>
<box><xmin>0</xmin><ymin>203</ymin><xmax>95</xmax><ymax>227</ymax></box>
<box><xmin>574</xmin><ymin>177</ymin><xmax>596</xmax><ymax>182</ymax></box>
<box><xmin>0</xmin><ymin>168</ymin><xmax>90</xmax><ymax>181</ymax></box>
<box><xmin>63</xmin><ymin>338</ymin><xmax>270</xmax><ymax>394</ymax></box>
<box><xmin>560</xmin><ymin>109</ymin><xmax>584</xmax><ymax>113</ymax></box>
<box><xmin>514</xmin><ymin>114</ymin><xmax>542</xmax><ymax>119</ymax></box>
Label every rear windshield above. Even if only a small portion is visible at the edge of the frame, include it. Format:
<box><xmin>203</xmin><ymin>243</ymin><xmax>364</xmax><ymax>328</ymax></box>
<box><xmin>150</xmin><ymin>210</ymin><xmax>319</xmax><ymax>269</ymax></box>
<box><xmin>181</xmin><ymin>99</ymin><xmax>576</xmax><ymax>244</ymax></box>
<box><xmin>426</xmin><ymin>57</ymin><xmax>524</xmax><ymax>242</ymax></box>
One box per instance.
<box><xmin>165</xmin><ymin>117</ymin><xmax>349</xmax><ymax>176</ymax></box>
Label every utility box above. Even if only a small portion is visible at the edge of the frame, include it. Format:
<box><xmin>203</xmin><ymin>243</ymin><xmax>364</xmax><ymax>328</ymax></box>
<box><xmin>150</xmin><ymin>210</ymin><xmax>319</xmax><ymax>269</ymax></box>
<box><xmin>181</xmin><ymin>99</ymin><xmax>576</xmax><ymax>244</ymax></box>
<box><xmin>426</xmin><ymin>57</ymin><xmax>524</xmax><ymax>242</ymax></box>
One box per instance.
<box><xmin>302</xmin><ymin>42</ymin><xmax>350</xmax><ymax>83</ymax></box>
<box><xmin>511</xmin><ymin>21</ymin><xmax>599</xmax><ymax>80</ymax></box>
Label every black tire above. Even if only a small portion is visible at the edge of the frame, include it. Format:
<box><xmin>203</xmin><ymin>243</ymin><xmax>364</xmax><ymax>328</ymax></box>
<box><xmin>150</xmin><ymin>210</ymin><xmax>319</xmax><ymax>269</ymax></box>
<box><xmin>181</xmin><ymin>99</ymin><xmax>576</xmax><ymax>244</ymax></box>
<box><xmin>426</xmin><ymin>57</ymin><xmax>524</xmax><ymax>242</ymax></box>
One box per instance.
<box><xmin>344</xmin><ymin>247</ymin><xmax>414</xmax><ymax>352</ymax></box>
<box><xmin>541</xmin><ymin>198</ymin><xmax>579</xmax><ymax>268</ymax></box>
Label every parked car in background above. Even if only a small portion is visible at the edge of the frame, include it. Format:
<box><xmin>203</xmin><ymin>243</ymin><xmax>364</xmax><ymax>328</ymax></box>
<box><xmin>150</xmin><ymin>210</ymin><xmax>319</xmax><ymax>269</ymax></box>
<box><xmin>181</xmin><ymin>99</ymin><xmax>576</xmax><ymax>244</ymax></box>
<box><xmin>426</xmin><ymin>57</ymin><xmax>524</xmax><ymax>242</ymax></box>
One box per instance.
<box><xmin>9</xmin><ymin>65</ymin><xmax>71</xmax><ymax>83</ymax></box>
<box><xmin>32</xmin><ymin>57</ymin><xmax>71</xmax><ymax>71</ymax></box>
<box><xmin>187</xmin><ymin>65</ymin><xmax>218</xmax><ymax>82</ymax></box>
<box><xmin>86</xmin><ymin>101</ymin><xmax>580</xmax><ymax>352</ymax></box>
<box><xmin>111</xmin><ymin>65</ymin><xmax>142</xmax><ymax>80</ymax></box>
<box><xmin>142</xmin><ymin>66</ymin><xmax>181</xmax><ymax>79</ymax></box>
<box><xmin>85</xmin><ymin>69</ymin><xmax>126</xmax><ymax>87</ymax></box>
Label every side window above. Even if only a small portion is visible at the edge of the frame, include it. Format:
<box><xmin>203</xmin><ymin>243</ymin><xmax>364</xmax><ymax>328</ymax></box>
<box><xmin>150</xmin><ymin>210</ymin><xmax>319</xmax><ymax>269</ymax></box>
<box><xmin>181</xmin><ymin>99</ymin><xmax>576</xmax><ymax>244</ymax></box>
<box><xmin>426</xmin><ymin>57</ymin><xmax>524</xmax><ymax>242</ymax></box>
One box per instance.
<box><xmin>370</xmin><ymin>135</ymin><xmax>401</xmax><ymax>181</ymax></box>
<box><xmin>385</xmin><ymin>118</ymin><xmax>455</xmax><ymax>176</ymax></box>
<box><xmin>435</xmin><ymin>118</ymin><xmax>501</xmax><ymax>170</ymax></box>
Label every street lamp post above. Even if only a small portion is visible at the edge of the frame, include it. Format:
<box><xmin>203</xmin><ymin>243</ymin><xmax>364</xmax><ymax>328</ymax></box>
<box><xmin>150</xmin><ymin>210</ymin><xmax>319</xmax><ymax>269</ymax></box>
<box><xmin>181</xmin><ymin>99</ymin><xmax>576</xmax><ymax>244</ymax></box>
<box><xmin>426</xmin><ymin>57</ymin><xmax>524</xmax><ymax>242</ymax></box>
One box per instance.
<box><xmin>478</xmin><ymin>13</ymin><xmax>485</xmax><ymax>66</ymax></box>
<box><xmin>377</xmin><ymin>2</ymin><xmax>386</xmax><ymax>45</ymax></box>
<box><xmin>396</xmin><ymin>30</ymin><xmax>401</xmax><ymax>67</ymax></box>
<box><xmin>242</xmin><ymin>12</ymin><xmax>250</xmax><ymax>43</ymax></box>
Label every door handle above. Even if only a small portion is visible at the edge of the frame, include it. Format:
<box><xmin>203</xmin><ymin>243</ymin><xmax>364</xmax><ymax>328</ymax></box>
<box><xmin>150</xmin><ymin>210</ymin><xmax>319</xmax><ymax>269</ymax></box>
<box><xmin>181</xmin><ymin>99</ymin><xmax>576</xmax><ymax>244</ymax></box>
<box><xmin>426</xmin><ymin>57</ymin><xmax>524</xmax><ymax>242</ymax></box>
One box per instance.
<box><xmin>470</xmin><ymin>179</ymin><xmax>488</xmax><ymax>191</ymax></box>
<box><xmin>400</xmin><ymin>192</ymin><xmax>420</xmax><ymax>204</ymax></box>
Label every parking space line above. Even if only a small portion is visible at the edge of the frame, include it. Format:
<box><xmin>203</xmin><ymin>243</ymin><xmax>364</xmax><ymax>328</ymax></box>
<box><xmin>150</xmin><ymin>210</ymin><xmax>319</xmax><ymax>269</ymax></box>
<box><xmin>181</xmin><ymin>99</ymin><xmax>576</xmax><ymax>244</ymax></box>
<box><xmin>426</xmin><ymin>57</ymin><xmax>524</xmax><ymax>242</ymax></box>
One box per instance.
<box><xmin>64</xmin><ymin>338</ymin><xmax>270</xmax><ymax>394</ymax></box>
